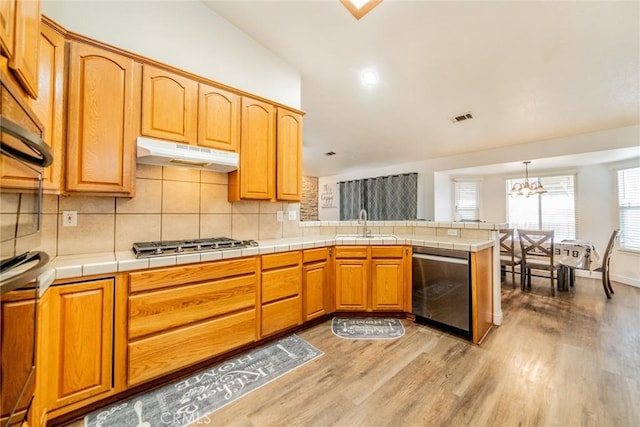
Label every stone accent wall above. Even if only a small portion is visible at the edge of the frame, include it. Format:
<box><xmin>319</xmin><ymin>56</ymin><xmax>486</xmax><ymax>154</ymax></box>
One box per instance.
<box><xmin>300</xmin><ymin>176</ymin><xmax>319</xmax><ymax>221</ymax></box>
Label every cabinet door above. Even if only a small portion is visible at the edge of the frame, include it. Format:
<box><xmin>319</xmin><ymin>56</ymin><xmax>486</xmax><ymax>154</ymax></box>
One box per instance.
<box><xmin>0</xmin><ymin>74</ymin><xmax>44</xmax><ymax>190</ymax></box>
<box><xmin>198</xmin><ymin>83</ymin><xmax>240</xmax><ymax>152</ymax></box>
<box><xmin>28</xmin><ymin>21</ymin><xmax>64</xmax><ymax>192</ymax></box>
<box><xmin>303</xmin><ymin>261</ymin><xmax>327</xmax><ymax>320</ymax></box>
<box><xmin>9</xmin><ymin>0</ymin><xmax>40</xmax><ymax>98</ymax></box>
<box><xmin>335</xmin><ymin>259</ymin><xmax>368</xmax><ymax>311</ymax></box>
<box><xmin>141</xmin><ymin>64</ymin><xmax>197</xmax><ymax>143</ymax></box>
<box><xmin>66</xmin><ymin>42</ymin><xmax>139</xmax><ymax>195</ymax></box>
<box><xmin>0</xmin><ymin>0</ymin><xmax>16</xmax><ymax>59</ymax></box>
<box><xmin>276</xmin><ymin>108</ymin><xmax>302</xmax><ymax>201</ymax></box>
<box><xmin>48</xmin><ymin>279</ymin><xmax>114</xmax><ymax>409</ymax></box>
<box><xmin>371</xmin><ymin>259</ymin><xmax>404</xmax><ymax>311</ymax></box>
<box><xmin>0</xmin><ymin>290</ymin><xmax>36</xmax><ymax>425</ymax></box>
<box><xmin>229</xmin><ymin>96</ymin><xmax>275</xmax><ymax>201</ymax></box>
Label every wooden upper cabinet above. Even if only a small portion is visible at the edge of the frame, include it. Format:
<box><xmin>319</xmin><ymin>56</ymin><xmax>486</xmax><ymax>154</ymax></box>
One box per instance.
<box><xmin>0</xmin><ymin>72</ymin><xmax>44</xmax><ymax>190</ymax></box>
<box><xmin>8</xmin><ymin>0</ymin><xmax>40</xmax><ymax>98</ymax></box>
<box><xmin>141</xmin><ymin>64</ymin><xmax>197</xmax><ymax>144</ymax></box>
<box><xmin>66</xmin><ymin>41</ymin><xmax>140</xmax><ymax>196</ymax></box>
<box><xmin>228</xmin><ymin>96</ymin><xmax>275</xmax><ymax>201</ymax></box>
<box><xmin>198</xmin><ymin>83</ymin><xmax>240</xmax><ymax>152</ymax></box>
<box><xmin>28</xmin><ymin>21</ymin><xmax>65</xmax><ymax>193</ymax></box>
<box><xmin>276</xmin><ymin>108</ymin><xmax>302</xmax><ymax>201</ymax></box>
<box><xmin>0</xmin><ymin>0</ymin><xmax>16</xmax><ymax>59</ymax></box>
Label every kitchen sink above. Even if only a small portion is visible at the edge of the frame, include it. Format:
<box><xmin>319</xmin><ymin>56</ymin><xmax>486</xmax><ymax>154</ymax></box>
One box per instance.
<box><xmin>334</xmin><ymin>234</ymin><xmax>398</xmax><ymax>239</ymax></box>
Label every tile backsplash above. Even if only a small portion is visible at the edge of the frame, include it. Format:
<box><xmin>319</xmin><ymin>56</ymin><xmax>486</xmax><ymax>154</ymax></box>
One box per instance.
<box><xmin>40</xmin><ymin>164</ymin><xmax>301</xmax><ymax>257</ymax></box>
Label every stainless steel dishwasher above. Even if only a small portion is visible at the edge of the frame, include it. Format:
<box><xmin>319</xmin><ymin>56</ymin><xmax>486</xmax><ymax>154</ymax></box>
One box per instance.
<box><xmin>411</xmin><ymin>246</ymin><xmax>471</xmax><ymax>338</ymax></box>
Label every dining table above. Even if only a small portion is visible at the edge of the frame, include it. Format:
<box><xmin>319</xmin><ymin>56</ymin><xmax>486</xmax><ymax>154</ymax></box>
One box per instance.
<box><xmin>554</xmin><ymin>239</ymin><xmax>601</xmax><ymax>291</ymax></box>
<box><xmin>513</xmin><ymin>238</ymin><xmax>601</xmax><ymax>291</ymax></box>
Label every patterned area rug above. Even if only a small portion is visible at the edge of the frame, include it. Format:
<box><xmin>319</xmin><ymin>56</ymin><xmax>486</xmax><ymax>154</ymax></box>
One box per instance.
<box><xmin>331</xmin><ymin>318</ymin><xmax>405</xmax><ymax>340</ymax></box>
<box><xmin>84</xmin><ymin>335</ymin><xmax>323</xmax><ymax>427</ymax></box>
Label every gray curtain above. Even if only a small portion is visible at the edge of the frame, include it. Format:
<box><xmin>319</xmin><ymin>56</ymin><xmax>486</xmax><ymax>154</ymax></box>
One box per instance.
<box><xmin>339</xmin><ymin>173</ymin><xmax>417</xmax><ymax>220</ymax></box>
<box><xmin>339</xmin><ymin>179</ymin><xmax>363</xmax><ymax>220</ymax></box>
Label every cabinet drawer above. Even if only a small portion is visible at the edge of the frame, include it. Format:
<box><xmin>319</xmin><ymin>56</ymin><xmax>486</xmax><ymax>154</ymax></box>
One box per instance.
<box><xmin>371</xmin><ymin>246</ymin><xmax>404</xmax><ymax>259</ymax></box>
<box><xmin>128</xmin><ymin>308</ymin><xmax>256</xmax><ymax>386</ymax></box>
<box><xmin>262</xmin><ymin>265</ymin><xmax>300</xmax><ymax>303</ymax></box>
<box><xmin>261</xmin><ymin>295</ymin><xmax>302</xmax><ymax>337</ymax></box>
<box><xmin>335</xmin><ymin>246</ymin><xmax>368</xmax><ymax>259</ymax></box>
<box><xmin>261</xmin><ymin>251</ymin><xmax>301</xmax><ymax>270</ymax></box>
<box><xmin>128</xmin><ymin>275</ymin><xmax>257</xmax><ymax>339</ymax></box>
<box><xmin>128</xmin><ymin>257</ymin><xmax>258</xmax><ymax>293</ymax></box>
<box><xmin>303</xmin><ymin>248</ymin><xmax>328</xmax><ymax>264</ymax></box>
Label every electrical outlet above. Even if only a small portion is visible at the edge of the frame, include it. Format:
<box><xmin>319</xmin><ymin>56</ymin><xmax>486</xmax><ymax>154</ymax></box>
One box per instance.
<box><xmin>447</xmin><ymin>229</ymin><xmax>458</xmax><ymax>236</ymax></box>
<box><xmin>63</xmin><ymin>211</ymin><xmax>77</xmax><ymax>227</ymax></box>
<box><xmin>276</xmin><ymin>211</ymin><xmax>284</xmax><ymax>222</ymax></box>
<box><xmin>288</xmin><ymin>211</ymin><xmax>297</xmax><ymax>221</ymax></box>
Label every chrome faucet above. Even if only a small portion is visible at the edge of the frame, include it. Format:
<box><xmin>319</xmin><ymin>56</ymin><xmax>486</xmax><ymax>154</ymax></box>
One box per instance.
<box><xmin>358</xmin><ymin>208</ymin><xmax>370</xmax><ymax>238</ymax></box>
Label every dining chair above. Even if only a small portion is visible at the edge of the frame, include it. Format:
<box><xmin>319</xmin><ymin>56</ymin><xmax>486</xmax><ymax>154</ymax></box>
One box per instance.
<box><xmin>598</xmin><ymin>229</ymin><xmax>620</xmax><ymax>299</ymax></box>
<box><xmin>499</xmin><ymin>228</ymin><xmax>521</xmax><ymax>288</ymax></box>
<box><xmin>518</xmin><ymin>229</ymin><xmax>561</xmax><ymax>296</ymax></box>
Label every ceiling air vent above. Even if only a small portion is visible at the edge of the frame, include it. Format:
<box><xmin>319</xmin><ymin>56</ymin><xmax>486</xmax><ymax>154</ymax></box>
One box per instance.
<box><xmin>451</xmin><ymin>112</ymin><xmax>474</xmax><ymax>123</ymax></box>
<box><xmin>324</xmin><ymin>151</ymin><xmax>336</xmax><ymax>156</ymax></box>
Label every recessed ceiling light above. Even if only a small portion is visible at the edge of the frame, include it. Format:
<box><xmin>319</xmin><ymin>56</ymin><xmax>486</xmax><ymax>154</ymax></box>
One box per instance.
<box><xmin>361</xmin><ymin>70</ymin><xmax>378</xmax><ymax>86</ymax></box>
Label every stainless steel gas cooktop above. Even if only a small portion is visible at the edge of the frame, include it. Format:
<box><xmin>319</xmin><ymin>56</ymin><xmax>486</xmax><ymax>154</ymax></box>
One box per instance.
<box><xmin>132</xmin><ymin>237</ymin><xmax>258</xmax><ymax>258</ymax></box>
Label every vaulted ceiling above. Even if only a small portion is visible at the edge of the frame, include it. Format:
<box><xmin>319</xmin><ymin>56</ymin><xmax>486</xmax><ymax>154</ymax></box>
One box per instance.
<box><xmin>204</xmin><ymin>1</ymin><xmax>640</xmax><ymax>177</ymax></box>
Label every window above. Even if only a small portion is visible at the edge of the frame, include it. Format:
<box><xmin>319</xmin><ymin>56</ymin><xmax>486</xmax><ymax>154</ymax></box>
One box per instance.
<box><xmin>454</xmin><ymin>181</ymin><xmax>480</xmax><ymax>221</ymax></box>
<box><xmin>617</xmin><ymin>167</ymin><xmax>640</xmax><ymax>251</ymax></box>
<box><xmin>507</xmin><ymin>174</ymin><xmax>576</xmax><ymax>240</ymax></box>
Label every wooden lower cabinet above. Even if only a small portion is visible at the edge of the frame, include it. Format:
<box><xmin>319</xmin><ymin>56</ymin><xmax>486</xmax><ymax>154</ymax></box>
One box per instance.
<box><xmin>0</xmin><ymin>289</ymin><xmax>37</xmax><ymax>427</ymax></box>
<box><xmin>335</xmin><ymin>258</ymin><xmax>368</xmax><ymax>311</ymax></box>
<box><xmin>260</xmin><ymin>251</ymin><xmax>302</xmax><ymax>337</ymax></box>
<box><xmin>302</xmin><ymin>248</ymin><xmax>330</xmax><ymax>321</ymax></box>
<box><xmin>47</xmin><ymin>278</ymin><xmax>114</xmax><ymax>410</ymax></box>
<box><xmin>371</xmin><ymin>246</ymin><xmax>406</xmax><ymax>311</ymax></box>
<box><xmin>126</xmin><ymin>257</ymin><xmax>259</xmax><ymax>387</ymax></box>
<box><xmin>128</xmin><ymin>309</ymin><xmax>256</xmax><ymax>386</ymax></box>
<box><xmin>334</xmin><ymin>246</ymin><xmax>407</xmax><ymax>312</ymax></box>
<box><xmin>471</xmin><ymin>247</ymin><xmax>494</xmax><ymax>344</ymax></box>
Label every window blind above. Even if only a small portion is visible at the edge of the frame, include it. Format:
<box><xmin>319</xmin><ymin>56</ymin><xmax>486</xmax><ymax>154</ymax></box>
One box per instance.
<box><xmin>507</xmin><ymin>174</ymin><xmax>576</xmax><ymax>240</ymax></box>
<box><xmin>617</xmin><ymin>167</ymin><xmax>640</xmax><ymax>251</ymax></box>
<box><xmin>454</xmin><ymin>181</ymin><xmax>480</xmax><ymax>221</ymax></box>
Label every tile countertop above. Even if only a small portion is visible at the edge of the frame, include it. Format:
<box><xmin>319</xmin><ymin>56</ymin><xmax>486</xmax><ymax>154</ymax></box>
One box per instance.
<box><xmin>37</xmin><ymin>234</ymin><xmax>496</xmax><ymax>295</ymax></box>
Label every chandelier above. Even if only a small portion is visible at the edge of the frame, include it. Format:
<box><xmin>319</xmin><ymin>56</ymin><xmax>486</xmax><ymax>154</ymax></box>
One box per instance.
<box><xmin>509</xmin><ymin>161</ymin><xmax>547</xmax><ymax>197</ymax></box>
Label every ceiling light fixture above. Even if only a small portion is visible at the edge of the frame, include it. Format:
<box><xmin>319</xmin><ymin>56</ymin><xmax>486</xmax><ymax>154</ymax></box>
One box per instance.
<box><xmin>510</xmin><ymin>161</ymin><xmax>547</xmax><ymax>197</ymax></box>
<box><xmin>340</xmin><ymin>0</ymin><xmax>383</xmax><ymax>20</ymax></box>
<box><xmin>361</xmin><ymin>69</ymin><xmax>378</xmax><ymax>86</ymax></box>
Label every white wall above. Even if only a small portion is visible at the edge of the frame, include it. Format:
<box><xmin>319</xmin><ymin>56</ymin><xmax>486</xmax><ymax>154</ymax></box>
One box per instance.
<box><xmin>41</xmin><ymin>1</ymin><xmax>301</xmax><ymax>109</ymax></box>
<box><xmin>317</xmin><ymin>125</ymin><xmax>640</xmax><ymax>286</ymax></box>
<box><xmin>317</xmin><ymin>160</ymin><xmax>432</xmax><ymax>221</ymax></box>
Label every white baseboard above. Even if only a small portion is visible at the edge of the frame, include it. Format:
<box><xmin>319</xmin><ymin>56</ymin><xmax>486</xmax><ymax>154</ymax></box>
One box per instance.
<box><xmin>493</xmin><ymin>310</ymin><xmax>503</xmax><ymax>326</ymax></box>
<box><xmin>611</xmin><ymin>273</ymin><xmax>640</xmax><ymax>288</ymax></box>
<box><xmin>573</xmin><ymin>269</ymin><xmax>640</xmax><ymax>288</ymax></box>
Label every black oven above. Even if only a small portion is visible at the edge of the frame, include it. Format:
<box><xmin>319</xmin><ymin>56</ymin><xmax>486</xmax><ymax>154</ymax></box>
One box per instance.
<box><xmin>1</xmin><ymin>115</ymin><xmax>53</xmax><ymax>426</ymax></box>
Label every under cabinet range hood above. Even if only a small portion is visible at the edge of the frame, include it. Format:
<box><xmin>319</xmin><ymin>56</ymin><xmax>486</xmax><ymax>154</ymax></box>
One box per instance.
<box><xmin>136</xmin><ymin>137</ymin><xmax>239</xmax><ymax>172</ymax></box>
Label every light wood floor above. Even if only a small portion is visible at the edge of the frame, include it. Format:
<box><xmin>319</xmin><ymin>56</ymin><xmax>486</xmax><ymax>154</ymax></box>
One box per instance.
<box><xmin>70</xmin><ymin>276</ymin><xmax>640</xmax><ymax>427</ymax></box>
